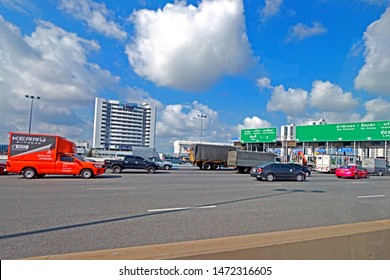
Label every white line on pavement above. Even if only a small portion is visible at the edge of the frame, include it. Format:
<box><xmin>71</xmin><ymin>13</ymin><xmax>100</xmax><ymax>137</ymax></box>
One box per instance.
<box><xmin>357</xmin><ymin>195</ymin><xmax>385</xmax><ymax>199</ymax></box>
<box><xmin>148</xmin><ymin>205</ymin><xmax>216</xmax><ymax>212</ymax></box>
<box><xmin>87</xmin><ymin>187</ymin><xmax>135</xmax><ymax>190</ymax></box>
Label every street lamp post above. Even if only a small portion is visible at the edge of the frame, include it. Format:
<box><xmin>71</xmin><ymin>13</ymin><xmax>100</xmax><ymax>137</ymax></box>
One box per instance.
<box><xmin>197</xmin><ymin>114</ymin><xmax>207</xmax><ymax>143</ymax></box>
<box><xmin>25</xmin><ymin>95</ymin><xmax>41</xmax><ymax>134</ymax></box>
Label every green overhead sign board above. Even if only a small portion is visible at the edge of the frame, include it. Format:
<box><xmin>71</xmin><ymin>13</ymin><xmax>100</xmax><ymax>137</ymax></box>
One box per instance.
<box><xmin>241</xmin><ymin>128</ymin><xmax>277</xmax><ymax>143</ymax></box>
<box><xmin>296</xmin><ymin>120</ymin><xmax>390</xmax><ymax>142</ymax></box>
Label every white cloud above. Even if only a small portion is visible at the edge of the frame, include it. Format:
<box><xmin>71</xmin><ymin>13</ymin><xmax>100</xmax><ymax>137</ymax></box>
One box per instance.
<box><xmin>156</xmin><ymin>101</ymin><xmax>219</xmax><ymax>138</ymax></box>
<box><xmin>235</xmin><ymin>116</ymin><xmax>271</xmax><ymax>134</ymax></box>
<box><xmin>309</xmin><ymin>80</ymin><xmax>359</xmax><ymax>112</ymax></box>
<box><xmin>0</xmin><ymin>16</ymin><xmax>126</xmax><ymax>142</ymax></box>
<box><xmin>355</xmin><ymin>8</ymin><xmax>390</xmax><ymax>96</ymax></box>
<box><xmin>259</xmin><ymin>0</ymin><xmax>282</xmax><ymax>21</ymax></box>
<box><xmin>59</xmin><ymin>0</ymin><xmax>127</xmax><ymax>40</ymax></box>
<box><xmin>286</xmin><ymin>21</ymin><xmax>327</xmax><ymax>42</ymax></box>
<box><xmin>266</xmin><ymin>85</ymin><xmax>309</xmax><ymax>117</ymax></box>
<box><xmin>361</xmin><ymin>98</ymin><xmax>390</xmax><ymax>121</ymax></box>
<box><xmin>257</xmin><ymin>77</ymin><xmax>273</xmax><ymax>90</ymax></box>
<box><xmin>126</xmin><ymin>0</ymin><xmax>257</xmax><ymax>91</ymax></box>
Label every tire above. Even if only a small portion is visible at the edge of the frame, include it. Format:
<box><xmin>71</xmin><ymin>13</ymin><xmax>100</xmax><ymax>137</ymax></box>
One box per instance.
<box><xmin>266</xmin><ymin>173</ymin><xmax>274</xmax><ymax>182</ymax></box>
<box><xmin>111</xmin><ymin>165</ymin><xmax>122</xmax><ymax>173</ymax></box>
<box><xmin>164</xmin><ymin>165</ymin><xmax>171</xmax><ymax>170</ymax></box>
<box><xmin>203</xmin><ymin>163</ymin><xmax>212</xmax><ymax>170</ymax></box>
<box><xmin>213</xmin><ymin>164</ymin><xmax>221</xmax><ymax>170</ymax></box>
<box><xmin>81</xmin><ymin>169</ymin><xmax>93</xmax><ymax>179</ymax></box>
<box><xmin>243</xmin><ymin>167</ymin><xmax>251</xmax><ymax>173</ymax></box>
<box><xmin>146</xmin><ymin>166</ymin><xmax>155</xmax><ymax>174</ymax></box>
<box><xmin>23</xmin><ymin>168</ymin><xmax>36</xmax><ymax>179</ymax></box>
<box><xmin>354</xmin><ymin>173</ymin><xmax>358</xmax><ymax>179</ymax></box>
<box><xmin>378</xmin><ymin>171</ymin><xmax>383</xmax><ymax>176</ymax></box>
<box><xmin>295</xmin><ymin>174</ymin><xmax>304</xmax><ymax>182</ymax></box>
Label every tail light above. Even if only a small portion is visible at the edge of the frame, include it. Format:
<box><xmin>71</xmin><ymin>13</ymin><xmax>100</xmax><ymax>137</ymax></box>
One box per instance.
<box><xmin>257</xmin><ymin>168</ymin><xmax>263</xmax><ymax>173</ymax></box>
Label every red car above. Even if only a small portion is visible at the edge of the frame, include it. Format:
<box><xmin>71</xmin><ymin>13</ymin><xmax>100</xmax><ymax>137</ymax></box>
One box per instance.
<box><xmin>335</xmin><ymin>165</ymin><xmax>369</xmax><ymax>179</ymax></box>
<box><xmin>0</xmin><ymin>163</ymin><xmax>7</xmax><ymax>175</ymax></box>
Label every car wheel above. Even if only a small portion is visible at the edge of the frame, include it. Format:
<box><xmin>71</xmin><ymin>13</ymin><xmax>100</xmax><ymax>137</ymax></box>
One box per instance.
<box><xmin>354</xmin><ymin>173</ymin><xmax>358</xmax><ymax>179</ymax></box>
<box><xmin>305</xmin><ymin>171</ymin><xmax>310</xmax><ymax>177</ymax></box>
<box><xmin>213</xmin><ymin>164</ymin><xmax>221</xmax><ymax>170</ymax></box>
<box><xmin>378</xmin><ymin>171</ymin><xmax>383</xmax><ymax>176</ymax></box>
<box><xmin>111</xmin><ymin>165</ymin><xmax>122</xmax><ymax>173</ymax></box>
<box><xmin>147</xmin><ymin>166</ymin><xmax>155</xmax><ymax>174</ymax></box>
<box><xmin>23</xmin><ymin>168</ymin><xmax>36</xmax><ymax>179</ymax></box>
<box><xmin>203</xmin><ymin>163</ymin><xmax>212</xmax><ymax>170</ymax></box>
<box><xmin>266</xmin><ymin>173</ymin><xmax>274</xmax><ymax>182</ymax></box>
<box><xmin>164</xmin><ymin>165</ymin><xmax>171</xmax><ymax>170</ymax></box>
<box><xmin>81</xmin><ymin>169</ymin><xmax>93</xmax><ymax>179</ymax></box>
<box><xmin>295</xmin><ymin>174</ymin><xmax>304</xmax><ymax>182</ymax></box>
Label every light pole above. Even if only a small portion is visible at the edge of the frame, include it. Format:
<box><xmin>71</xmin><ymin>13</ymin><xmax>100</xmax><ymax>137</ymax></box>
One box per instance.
<box><xmin>25</xmin><ymin>95</ymin><xmax>41</xmax><ymax>134</ymax></box>
<box><xmin>197</xmin><ymin>114</ymin><xmax>207</xmax><ymax>143</ymax></box>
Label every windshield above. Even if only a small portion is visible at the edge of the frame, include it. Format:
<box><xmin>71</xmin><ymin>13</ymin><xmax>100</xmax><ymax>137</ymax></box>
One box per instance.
<box><xmin>73</xmin><ymin>154</ymin><xmax>87</xmax><ymax>162</ymax></box>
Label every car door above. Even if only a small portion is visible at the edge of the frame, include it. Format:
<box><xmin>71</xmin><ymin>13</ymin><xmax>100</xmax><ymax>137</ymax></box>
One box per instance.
<box><xmin>57</xmin><ymin>155</ymin><xmax>80</xmax><ymax>174</ymax></box>
<box><xmin>134</xmin><ymin>156</ymin><xmax>145</xmax><ymax>169</ymax></box>
<box><xmin>280</xmin><ymin>164</ymin><xmax>294</xmax><ymax>179</ymax></box>
<box><xmin>270</xmin><ymin>163</ymin><xmax>282</xmax><ymax>179</ymax></box>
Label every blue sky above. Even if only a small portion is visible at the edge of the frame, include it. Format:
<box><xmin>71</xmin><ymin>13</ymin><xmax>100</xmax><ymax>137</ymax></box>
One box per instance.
<box><xmin>1</xmin><ymin>0</ymin><xmax>390</xmax><ymax>152</ymax></box>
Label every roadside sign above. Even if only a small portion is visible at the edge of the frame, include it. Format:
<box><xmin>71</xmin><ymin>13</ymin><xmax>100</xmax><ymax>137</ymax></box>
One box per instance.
<box><xmin>296</xmin><ymin>120</ymin><xmax>390</xmax><ymax>142</ymax></box>
<box><xmin>241</xmin><ymin>128</ymin><xmax>277</xmax><ymax>143</ymax></box>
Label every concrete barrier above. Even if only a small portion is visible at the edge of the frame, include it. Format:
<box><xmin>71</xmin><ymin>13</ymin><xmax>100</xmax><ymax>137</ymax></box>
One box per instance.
<box><xmin>27</xmin><ymin>219</ymin><xmax>390</xmax><ymax>260</ymax></box>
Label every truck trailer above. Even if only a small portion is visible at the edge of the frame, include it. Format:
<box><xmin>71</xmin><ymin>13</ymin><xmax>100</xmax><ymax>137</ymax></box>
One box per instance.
<box><xmin>362</xmin><ymin>158</ymin><xmax>388</xmax><ymax>176</ymax></box>
<box><xmin>6</xmin><ymin>132</ymin><xmax>105</xmax><ymax>179</ymax></box>
<box><xmin>190</xmin><ymin>144</ymin><xmax>235</xmax><ymax>170</ymax></box>
<box><xmin>227</xmin><ymin>150</ymin><xmax>277</xmax><ymax>173</ymax></box>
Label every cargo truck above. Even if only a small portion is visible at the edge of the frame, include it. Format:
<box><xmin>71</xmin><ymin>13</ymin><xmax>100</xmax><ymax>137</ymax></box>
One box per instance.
<box><xmin>189</xmin><ymin>144</ymin><xmax>235</xmax><ymax>170</ymax></box>
<box><xmin>227</xmin><ymin>150</ymin><xmax>277</xmax><ymax>173</ymax></box>
<box><xmin>6</xmin><ymin>132</ymin><xmax>105</xmax><ymax>179</ymax></box>
<box><xmin>362</xmin><ymin>158</ymin><xmax>389</xmax><ymax>176</ymax></box>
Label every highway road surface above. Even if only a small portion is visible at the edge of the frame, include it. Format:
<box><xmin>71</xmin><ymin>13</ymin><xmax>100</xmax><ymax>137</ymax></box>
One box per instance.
<box><xmin>0</xmin><ymin>167</ymin><xmax>389</xmax><ymax>259</ymax></box>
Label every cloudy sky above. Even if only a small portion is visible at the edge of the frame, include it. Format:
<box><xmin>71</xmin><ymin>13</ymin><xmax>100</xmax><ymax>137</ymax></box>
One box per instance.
<box><xmin>1</xmin><ymin>0</ymin><xmax>390</xmax><ymax>152</ymax></box>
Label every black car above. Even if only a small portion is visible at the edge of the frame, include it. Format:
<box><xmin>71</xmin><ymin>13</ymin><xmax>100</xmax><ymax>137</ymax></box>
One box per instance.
<box><xmin>287</xmin><ymin>163</ymin><xmax>311</xmax><ymax>177</ymax></box>
<box><xmin>250</xmin><ymin>162</ymin><xmax>306</xmax><ymax>182</ymax></box>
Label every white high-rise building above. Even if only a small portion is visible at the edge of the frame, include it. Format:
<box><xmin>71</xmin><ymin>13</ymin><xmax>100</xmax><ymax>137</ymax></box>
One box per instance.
<box><xmin>93</xmin><ymin>98</ymin><xmax>156</xmax><ymax>150</ymax></box>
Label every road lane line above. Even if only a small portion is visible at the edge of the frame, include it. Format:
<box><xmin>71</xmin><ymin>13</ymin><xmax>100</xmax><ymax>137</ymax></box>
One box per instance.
<box><xmin>87</xmin><ymin>187</ymin><xmax>135</xmax><ymax>190</ymax></box>
<box><xmin>148</xmin><ymin>205</ymin><xmax>216</xmax><ymax>212</ymax></box>
<box><xmin>357</xmin><ymin>195</ymin><xmax>385</xmax><ymax>199</ymax></box>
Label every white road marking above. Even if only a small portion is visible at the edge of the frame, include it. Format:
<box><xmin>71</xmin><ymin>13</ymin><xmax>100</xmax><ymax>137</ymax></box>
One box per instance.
<box><xmin>148</xmin><ymin>205</ymin><xmax>216</xmax><ymax>212</ymax></box>
<box><xmin>357</xmin><ymin>195</ymin><xmax>385</xmax><ymax>199</ymax></box>
<box><xmin>87</xmin><ymin>187</ymin><xmax>135</xmax><ymax>190</ymax></box>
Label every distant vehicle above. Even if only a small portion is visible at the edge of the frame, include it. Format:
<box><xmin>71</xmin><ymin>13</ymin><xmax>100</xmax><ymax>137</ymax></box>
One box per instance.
<box><xmin>190</xmin><ymin>144</ymin><xmax>235</xmax><ymax>170</ymax></box>
<box><xmin>181</xmin><ymin>156</ymin><xmax>190</xmax><ymax>163</ymax></box>
<box><xmin>0</xmin><ymin>163</ymin><xmax>7</xmax><ymax>175</ymax></box>
<box><xmin>335</xmin><ymin>165</ymin><xmax>369</xmax><ymax>179</ymax></box>
<box><xmin>6</xmin><ymin>132</ymin><xmax>105</xmax><ymax>179</ymax></box>
<box><xmin>148</xmin><ymin>157</ymin><xmax>172</xmax><ymax>170</ymax></box>
<box><xmin>250</xmin><ymin>163</ymin><xmax>306</xmax><ymax>182</ymax></box>
<box><xmin>287</xmin><ymin>163</ymin><xmax>311</xmax><ymax>177</ymax></box>
<box><xmin>361</xmin><ymin>158</ymin><xmax>388</xmax><ymax>176</ymax></box>
<box><xmin>104</xmin><ymin>155</ymin><xmax>158</xmax><ymax>174</ymax></box>
<box><xmin>315</xmin><ymin>154</ymin><xmax>357</xmax><ymax>173</ymax></box>
<box><xmin>164</xmin><ymin>156</ymin><xmax>184</xmax><ymax>164</ymax></box>
<box><xmin>227</xmin><ymin>150</ymin><xmax>277</xmax><ymax>173</ymax></box>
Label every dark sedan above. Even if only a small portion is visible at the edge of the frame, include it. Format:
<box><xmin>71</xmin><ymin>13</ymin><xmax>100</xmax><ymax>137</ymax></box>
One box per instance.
<box><xmin>0</xmin><ymin>163</ymin><xmax>7</xmax><ymax>175</ymax></box>
<box><xmin>287</xmin><ymin>163</ymin><xmax>311</xmax><ymax>177</ymax></box>
<box><xmin>250</xmin><ymin>162</ymin><xmax>306</xmax><ymax>182</ymax></box>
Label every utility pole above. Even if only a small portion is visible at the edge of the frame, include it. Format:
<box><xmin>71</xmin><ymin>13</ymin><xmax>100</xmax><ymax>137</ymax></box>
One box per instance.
<box><xmin>197</xmin><ymin>114</ymin><xmax>207</xmax><ymax>143</ymax></box>
<box><xmin>25</xmin><ymin>95</ymin><xmax>41</xmax><ymax>134</ymax></box>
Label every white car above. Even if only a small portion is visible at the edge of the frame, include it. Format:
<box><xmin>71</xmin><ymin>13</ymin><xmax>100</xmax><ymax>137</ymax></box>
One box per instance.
<box><xmin>148</xmin><ymin>157</ymin><xmax>173</xmax><ymax>170</ymax></box>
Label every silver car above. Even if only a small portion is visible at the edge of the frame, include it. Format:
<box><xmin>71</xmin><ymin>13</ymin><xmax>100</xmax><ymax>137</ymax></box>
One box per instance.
<box><xmin>148</xmin><ymin>157</ymin><xmax>173</xmax><ymax>170</ymax></box>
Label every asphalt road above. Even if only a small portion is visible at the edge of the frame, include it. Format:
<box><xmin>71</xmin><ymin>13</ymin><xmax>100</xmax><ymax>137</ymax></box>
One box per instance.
<box><xmin>0</xmin><ymin>166</ymin><xmax>389</xmax><ymax>259</ymax></box>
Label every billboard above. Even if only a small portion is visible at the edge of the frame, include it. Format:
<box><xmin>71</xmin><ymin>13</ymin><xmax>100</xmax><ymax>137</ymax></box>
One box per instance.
<box><xmin>241</xmin><ymin>128</ymin><xmax>277</xmax><ymax>143</ymax></box>
<box><xmin>296</xmin><ymin>120</ymin><xmax>390</xmax><ymax>142</ymax></box>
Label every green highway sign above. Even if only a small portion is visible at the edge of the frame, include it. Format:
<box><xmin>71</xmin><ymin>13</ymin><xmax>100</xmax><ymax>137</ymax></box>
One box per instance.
<box><xmin>296</xmin><ymin>120</ymin><xmax>390</xmax><ymax>142</ymax></box>
<box><xmin>241</xmin><ymin>128</ymin><xmax>277</xmax><ymax>143</ymax></box>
